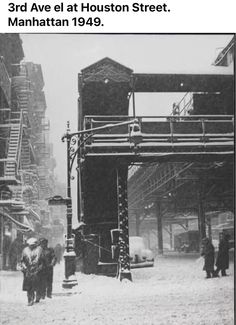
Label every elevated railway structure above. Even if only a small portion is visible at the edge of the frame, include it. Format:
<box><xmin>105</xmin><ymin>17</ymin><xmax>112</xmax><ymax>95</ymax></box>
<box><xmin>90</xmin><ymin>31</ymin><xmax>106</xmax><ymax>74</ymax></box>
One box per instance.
<box><xmin>128</xmin><ymin>159</ymin><xmax>233</xmax><ymax>252</ymax></box>
<box><xmin>83</xmin><ymin>114</ymin><xmax>233</xmax><ymax>161</ymax></box>
<box><xmin>74</xmin><ymin>57</ymin><xmax>234</xmax><ymax>280</ymax></box>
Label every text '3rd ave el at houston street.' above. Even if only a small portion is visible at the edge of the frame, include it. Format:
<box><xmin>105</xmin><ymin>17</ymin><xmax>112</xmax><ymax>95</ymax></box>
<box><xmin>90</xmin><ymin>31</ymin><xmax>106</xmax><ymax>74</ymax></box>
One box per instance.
<box><xmin>7</xmin><ymin>2</ymin><xmax>171</xmax><ymax>27</ymax></box>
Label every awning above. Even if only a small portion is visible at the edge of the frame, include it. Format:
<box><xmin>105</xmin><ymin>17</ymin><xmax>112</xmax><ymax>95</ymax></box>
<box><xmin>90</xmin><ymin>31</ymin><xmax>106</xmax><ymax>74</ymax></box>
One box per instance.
<box><xmin>0</xmin><ymin>199</ymin><xmax>25</xmax><ymax>208</ymax></box>
<box><xmin>0</xmin><ymin>208</ymin><xmax>33</xmax><ymax>232</ymax></box>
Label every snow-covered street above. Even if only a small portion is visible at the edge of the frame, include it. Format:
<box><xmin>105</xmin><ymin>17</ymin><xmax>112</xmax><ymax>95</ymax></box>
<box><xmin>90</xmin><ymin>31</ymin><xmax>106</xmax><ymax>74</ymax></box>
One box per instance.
<box><xmin>0</xmin><ymin>254</ymin><xmax>234</xmax><ymax>325</ymax></box>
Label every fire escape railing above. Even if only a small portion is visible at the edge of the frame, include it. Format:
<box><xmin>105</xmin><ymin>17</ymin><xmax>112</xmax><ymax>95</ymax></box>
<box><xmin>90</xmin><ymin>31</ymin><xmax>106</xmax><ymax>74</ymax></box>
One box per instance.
<box><xmin>0</xmin><ymin>57</ymin><xmax>11</xmax><ymax>106</ymax></box>
<box><xmin>4</xmin><ymin>110</ymin><xmax>24</xmax><ymax>180</ymax></box>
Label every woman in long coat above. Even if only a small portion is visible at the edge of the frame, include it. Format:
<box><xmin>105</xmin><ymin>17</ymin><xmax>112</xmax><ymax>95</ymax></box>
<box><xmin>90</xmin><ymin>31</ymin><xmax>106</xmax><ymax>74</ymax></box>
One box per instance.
<box><xmin>215</xmin><ymin>233</ymin><xmax>230</xmax><ymax>276</ymax></box>
<box><xmin>21</xmin><ymin>238</ymin><xmax>43</xmax><ymax>306</ymax></box>
<box><xmin>201</xmin><ymin>237</ymin><xmax>215</xmax><ymax>278</ymax></box>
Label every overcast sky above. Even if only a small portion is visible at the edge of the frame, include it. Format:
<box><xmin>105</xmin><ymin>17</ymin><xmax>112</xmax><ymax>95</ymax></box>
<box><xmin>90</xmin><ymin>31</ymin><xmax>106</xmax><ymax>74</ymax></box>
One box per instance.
<box><xmin>20</xmin><ymin>34</ymin><xmax>233</xmax><ymax>185</ymax></box>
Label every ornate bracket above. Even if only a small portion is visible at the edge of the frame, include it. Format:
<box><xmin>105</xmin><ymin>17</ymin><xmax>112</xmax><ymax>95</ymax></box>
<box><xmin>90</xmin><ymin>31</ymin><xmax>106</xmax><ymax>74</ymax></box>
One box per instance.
<box><xmin>61</xmin><ymin>119</ymin><xmax>137</xmax><ymax>178</ymax></box>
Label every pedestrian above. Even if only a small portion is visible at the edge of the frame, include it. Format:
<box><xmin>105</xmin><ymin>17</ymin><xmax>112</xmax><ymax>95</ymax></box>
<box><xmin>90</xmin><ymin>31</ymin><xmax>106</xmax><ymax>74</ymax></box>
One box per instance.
<box><xmin>2</xmin><ymin>230</ymin><xmax>11</xmax><ymax>270</ymax></box>
<box><xmin>20</xmin><ymin>238</ymin><xmax>43</xmax><ymax>306</ymax></box>
<box><xmin>9</xmin><ymin>234</ymin><xmax>24</xmax><ymax>271</ymax></box>
<box><xmin>39</xmin><ymin>238</ymin><xmax>57</xmax><ymax>299</ymax></box>
<box><xmin>172</xmin><ymin>102</ymin><xmax>180</xmax><ymax>116</ymax></box>
<box><xmin>200</xmin><ymin>237</ymin><xmax>215</xmax><ymax>278</ymax></box>
<box><xmin>54</xmin><ymin>243</ymin><xmax>63</xmax><ymax>264</ymax></box>
<box><xmin>214</xmin><ymin>232</ymin><xmax>230</xmax><ymax>276</ymax></box>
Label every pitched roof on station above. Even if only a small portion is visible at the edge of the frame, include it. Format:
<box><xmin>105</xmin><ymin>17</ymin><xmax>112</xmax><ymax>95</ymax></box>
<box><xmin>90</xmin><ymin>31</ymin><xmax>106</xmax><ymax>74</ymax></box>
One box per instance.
<box><xmin>80</xmin><ymin>57</ymin><xmax>133</xmax><ymax>83</ymax></box>
<box><xmin>81</xmin><ymin>57</ymin><xmax>133</xmax><ymax>74</ymax></box>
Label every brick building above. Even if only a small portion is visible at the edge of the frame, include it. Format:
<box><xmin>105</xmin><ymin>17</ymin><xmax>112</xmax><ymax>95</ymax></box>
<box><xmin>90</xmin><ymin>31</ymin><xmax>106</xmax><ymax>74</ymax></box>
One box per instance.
<box><xmin>0</xmin><ymin>34</ymin><xmax>64</xmax><ymax>270</ymax></box>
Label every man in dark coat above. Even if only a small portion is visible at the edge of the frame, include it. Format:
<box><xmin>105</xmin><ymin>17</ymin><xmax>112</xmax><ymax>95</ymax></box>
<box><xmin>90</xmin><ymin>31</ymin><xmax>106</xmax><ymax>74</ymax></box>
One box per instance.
<box><xmin>20</xmin><ymin>238</ymin><xmax>43</xmax><ymax>306</ymax></box>
<box><xmin>215</xmin><ymin>232</ymin><xmax>230</xmax><ymax>276</ymax></box>
<box><xmin>3</xmin><ymin>233</ymin><xmax>11</xmax><ymax>270</ymax></box>
<box><xmin>9</xmin><ymin>234</ymin><xmax>24</xmax><ymax>271</ymax></box>
<box><xmin>201</xmin><ymin>237</ymin><xmax>215</xmax><ymax>278</ymax></box>
<box><xmin>39</xmin><ymin>238</ymin><xmax>57</xmax><ymax>299</ymax></box>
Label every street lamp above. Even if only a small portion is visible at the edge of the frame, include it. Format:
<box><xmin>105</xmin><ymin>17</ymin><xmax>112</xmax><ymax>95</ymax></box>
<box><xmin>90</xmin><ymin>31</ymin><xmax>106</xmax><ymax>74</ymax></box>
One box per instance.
<box><xmin>47</xmin><ymin>194</ymin><xmax>77</xmax><ymax>288</ymax></box>
<box><xmin>61</xmin><ymin>118</ymin><xmax>140</xmax><ymax>285</ymax></box>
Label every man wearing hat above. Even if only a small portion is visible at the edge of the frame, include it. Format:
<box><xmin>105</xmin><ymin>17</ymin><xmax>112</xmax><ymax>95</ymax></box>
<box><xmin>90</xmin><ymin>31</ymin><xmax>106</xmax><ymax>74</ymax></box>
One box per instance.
<box><xmin>20</xmin><ymin>238</ymin><xmax>43</xmax><ymax>306</ymax></box>
<box><xmin>200</xmin><ymin>237</ymin><xmax>215</xmax><ymax>278</ymax></box>
<box><xmin>215</xmin><ymin>232</ymin><xmax>231</xmax><ymax>277</ymax></box>
<box><xmin>39</xmin><ymin>238</ymin><xmax>57</xmax><ymax>299</ymax></box>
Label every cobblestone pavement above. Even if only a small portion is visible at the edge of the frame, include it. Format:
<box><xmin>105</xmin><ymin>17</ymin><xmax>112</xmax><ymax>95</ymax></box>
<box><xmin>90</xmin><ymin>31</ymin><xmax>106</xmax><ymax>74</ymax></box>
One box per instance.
<box><xmin>0</xmin><ymin>255</ymin><xmax>234</xmax><ymax>325</ymax></box>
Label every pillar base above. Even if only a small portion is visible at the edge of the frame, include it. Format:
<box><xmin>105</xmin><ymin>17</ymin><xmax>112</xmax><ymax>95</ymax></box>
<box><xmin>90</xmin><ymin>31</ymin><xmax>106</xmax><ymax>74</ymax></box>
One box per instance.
<box><xmin>118</xmin><ymin>271</ymin><xmax>132</xmax><ymax>282</ymax></box>
<box><xmin>62</xmin><ymin>275</ymin><xmax>78</xmax><ymax>289</ymax></box>
<box><xmin>63</xmin><ymin>250</ymin><xmax>78</xmax><ymax>288</ymax></box>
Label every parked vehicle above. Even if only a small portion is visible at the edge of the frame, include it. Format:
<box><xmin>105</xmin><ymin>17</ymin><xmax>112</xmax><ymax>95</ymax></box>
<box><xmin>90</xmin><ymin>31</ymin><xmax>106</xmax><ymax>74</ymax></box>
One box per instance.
<box><xmin>222</xmin><ymin>227</ymin><xmax>234</xmax><ymax>249</ymax></box>
<box><xmin>129</xmin><ymin>236</ymin><xmax>154</xmax><ymax>268</ymax></box>
<box><xmin>174</xmin><ymin>230</ymin><xmax>200</xmax><ymax>253</ymax></box>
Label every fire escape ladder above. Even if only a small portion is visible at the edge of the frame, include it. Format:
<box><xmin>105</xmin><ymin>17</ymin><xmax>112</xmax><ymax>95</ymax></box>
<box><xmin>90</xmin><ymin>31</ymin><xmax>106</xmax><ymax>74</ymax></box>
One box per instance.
<box><xmin>21</xmin><ymin>138</ymin><xmax>31</xmax><ymax>173</ymax></box>
<box><xmin>5</xmin><ymin>110</ymin><xmax>24</xmax><ymax>179</ymax></box>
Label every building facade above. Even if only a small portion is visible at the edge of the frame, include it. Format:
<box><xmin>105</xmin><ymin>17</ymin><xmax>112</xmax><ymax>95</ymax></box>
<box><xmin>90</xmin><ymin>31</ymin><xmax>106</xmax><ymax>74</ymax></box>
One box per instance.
<box><xmin>0</xmin><ymin>34</ymin><xmax>64</xmax><ymax>270</ymax></box>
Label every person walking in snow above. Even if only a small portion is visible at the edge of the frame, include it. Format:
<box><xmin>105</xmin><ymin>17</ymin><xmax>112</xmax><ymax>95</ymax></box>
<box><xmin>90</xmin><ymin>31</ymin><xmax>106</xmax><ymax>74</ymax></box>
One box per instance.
<box><xmin>54</xmin><ymin>243</ymin><xmax>63</xmax><ymax>264</ymax></box>
<box><xmin>214</xmin><ymin>232</ymin><xmax>230</xmax><ymax>277</ymax></box>
<box><xmin>9</xmin><ymin>234</ymin><xmax>24</xmax><ymax>271</ymax></box>
<box><xmin>20</xmin><ymin>238</ymin><xmax>43</xmax><ymax>306</ymax></box>
<box><xmin>200</xmin><ymin>237</ymin><xmax>215</xmax><ymax>278</ymax></box>
<box><xmin>39</xmin><ymin>238</ymin><xmax>57</xmax><ymax>299</ymax></box>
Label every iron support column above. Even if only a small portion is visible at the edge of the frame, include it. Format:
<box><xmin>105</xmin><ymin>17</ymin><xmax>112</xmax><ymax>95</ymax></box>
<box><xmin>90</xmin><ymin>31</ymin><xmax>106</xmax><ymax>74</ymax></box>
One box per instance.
<box><xmin>198</xmin><ymin>181</ymin><xmax>206</xmax><ymax>244</ymax></box>
<box><xmin>117</xmin><ymin>166</ymin><xmax>132</xmax><ymax>281</ymax></box>
<box><xmin>156</xmin><ymin>201</ymin><xmax>163</xmax><ymax>255</ymax></box>
<box><xmin>169</xmin><ymin>223</ymin><xmax>173</xmax><ymax>250</ymax></box>
<box><xmin>135</xmin><ymin>213</ymin><xmax>140</xmax><ymax>236</ymax></box>
<box><xmin>206</xmin><ymin>216</ymin><xmax>212</xmax><ymax>240</ymax></box>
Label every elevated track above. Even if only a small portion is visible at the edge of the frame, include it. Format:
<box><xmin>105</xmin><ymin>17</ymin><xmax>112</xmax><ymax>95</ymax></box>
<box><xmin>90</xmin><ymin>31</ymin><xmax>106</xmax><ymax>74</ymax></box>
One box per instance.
<box><xmin>83</xmin><ymin>115</ymin><xmax>234</xmax><ymax>162</ymax></box>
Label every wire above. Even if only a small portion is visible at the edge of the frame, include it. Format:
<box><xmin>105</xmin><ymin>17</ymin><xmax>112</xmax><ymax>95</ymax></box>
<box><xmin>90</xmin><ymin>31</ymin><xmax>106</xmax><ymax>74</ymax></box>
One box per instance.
<box><xmin>84</xmin><ymin>239</ymin><xmax>112</xmax><ymax>253</ymax></box>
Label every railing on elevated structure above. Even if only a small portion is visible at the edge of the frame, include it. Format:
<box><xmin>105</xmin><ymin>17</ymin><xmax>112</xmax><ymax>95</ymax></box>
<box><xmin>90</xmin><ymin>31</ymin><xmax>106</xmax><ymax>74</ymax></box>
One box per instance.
<box><xmin>82</xmin><ymin>115</ymin><xmax>234</xmax><ymax>160</ymax></box>
<box><xmin>171</xmin><ymin>92</ymin><xmax>193</xmax><ymax>116</ymax></box>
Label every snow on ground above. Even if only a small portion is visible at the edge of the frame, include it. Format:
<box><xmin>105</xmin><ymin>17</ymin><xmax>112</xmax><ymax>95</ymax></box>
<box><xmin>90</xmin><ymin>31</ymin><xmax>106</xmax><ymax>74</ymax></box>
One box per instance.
<box><xmin>0</xmin><ymin>254</ymin><xmax>234</xmax><ymax>325</ymax></box>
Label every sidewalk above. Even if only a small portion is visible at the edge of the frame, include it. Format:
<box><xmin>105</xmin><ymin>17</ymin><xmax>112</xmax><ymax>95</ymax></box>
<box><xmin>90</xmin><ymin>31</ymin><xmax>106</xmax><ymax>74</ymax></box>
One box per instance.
<box><xmin>0</xmin><ymin>263</ymin><xmax>76</xmax><ymax>303</ymax></box>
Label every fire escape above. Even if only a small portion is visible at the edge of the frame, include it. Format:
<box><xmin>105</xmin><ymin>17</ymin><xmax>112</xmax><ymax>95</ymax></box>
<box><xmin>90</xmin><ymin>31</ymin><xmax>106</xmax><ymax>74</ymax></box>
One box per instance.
<box><xmin>9</xmin><ymin>67</ymin><xmax>36</xmax><ymax>203</ymax></box>
<box><xmin>0</xmin><ymin>56</ymin><xmax>34</xmax><ymax>259</ymax></box>
<box><xmin>4</xmin><ymin>110</ymin><xmax>23</xmax><ymax>188</ymax></box>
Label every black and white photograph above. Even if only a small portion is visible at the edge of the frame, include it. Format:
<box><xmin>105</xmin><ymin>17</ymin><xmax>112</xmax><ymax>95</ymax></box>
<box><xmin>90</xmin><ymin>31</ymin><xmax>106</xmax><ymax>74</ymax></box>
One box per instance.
<box><xmin>0</xmin><ymin>34</ymin><xmax>234</xmax><ymax>324</ymax></box>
